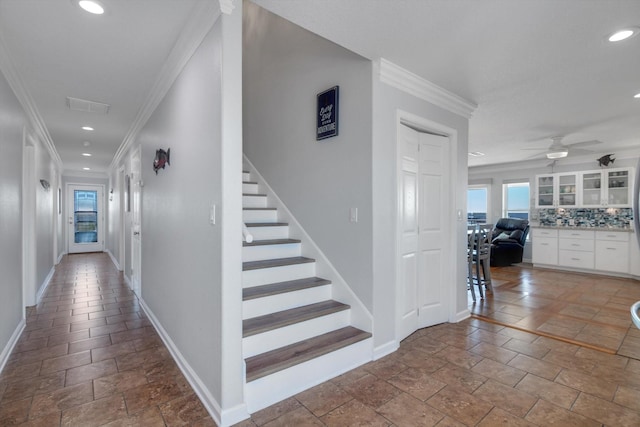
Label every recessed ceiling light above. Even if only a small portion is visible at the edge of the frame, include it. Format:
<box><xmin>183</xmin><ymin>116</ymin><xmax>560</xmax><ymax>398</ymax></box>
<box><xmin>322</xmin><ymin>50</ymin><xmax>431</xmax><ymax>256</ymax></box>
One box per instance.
<box><xmin>608</xmin><ymin>27</ymin><xmax>639</xmax><ymax>42</ymax></box>
<box><xmin>83</xmin><ymin>167</ymin><xmax>91</xmax><ymax>171</ymax></box>
<box><xmin>82</xmin><ymin>126</ymin><xmax>94</xmax><ymax>131</ymax></box>
<box><xmin>468</xmin><ymin>151</ymin><xmax>485</xmax><ymax>157</ymax></box>
<box><xmin>82</xmin><ymin>153</ymin><xmax>92</xmax><ymax>157</ymax></box>
<box><xmin>634</xmin><ymin>93</ymin><xmax>640</xmax><ymax>98</ymax></box>
<box><xmin>78</xmin><ymin>0</ymin><xmax>104</xmax><ymax>15</ymax></box>
<box><xmin>83</xmin><ymin>141</ymin><xmax>91</xmax><ymax>147</ymax></box>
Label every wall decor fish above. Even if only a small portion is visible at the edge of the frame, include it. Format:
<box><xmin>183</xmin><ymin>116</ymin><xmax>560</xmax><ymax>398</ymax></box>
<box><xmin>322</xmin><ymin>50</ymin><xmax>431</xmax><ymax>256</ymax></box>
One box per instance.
<box><xmin>153</xmin><ymin>148</ymin><xmax>170</xmax><ymax>174</ymax></box>
<box><xmin>596</xmin><ymin>154</ymin><xmax>615</xmax><ymax>167</ymax></box>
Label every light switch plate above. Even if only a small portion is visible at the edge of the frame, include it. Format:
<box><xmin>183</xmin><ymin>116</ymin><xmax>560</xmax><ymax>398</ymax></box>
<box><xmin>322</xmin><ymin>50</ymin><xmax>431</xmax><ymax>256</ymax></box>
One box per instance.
<box><xmin>350</xmin><ymin>207</ymin><xmax>358</xmax><ymax>223</ymax></box>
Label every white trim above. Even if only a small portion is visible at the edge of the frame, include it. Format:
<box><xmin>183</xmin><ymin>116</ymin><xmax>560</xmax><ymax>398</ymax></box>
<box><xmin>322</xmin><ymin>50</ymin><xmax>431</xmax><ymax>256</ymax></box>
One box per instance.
<box><xmin>123</xmin><ymin>273</ymin><xmax>132</xmax><ymax>291</ymax></box>
<box><xmin>0</xmin><ymin>319</ymin><xmax>25</xmax><ymax>375</ymax></box>
<box><xmin>106</xmin><ymin>249</ymin><xmax>121</xmax><ymax>271</ymax></box>
<box><xmin>243</xmin><ymin>155</ymin><xmax>373</xmax><ymax>333</ymax></box>
<box><xmin>22</xmin><ymin>129</ymin><xmax>36</xmax><ymax>307</ymax></box>
<box><xmin>57</xmin><ymin>252</ymin><xmax>65</xmax><ymax>264</ymax></box>
<box><xmin>110</xmin><ymin>2</ymin><xmax>223</xmax><ymax>170</ymax></box>
<box><xmin>373</xmin><ymin>340</ymin><xmax>399</xmax><ymax>360</ymax></box>
<box><xmin>0</xmin><ymin>34</ymin><xmax>62</xmax><ymax>169</ymax></box>
<box><xmin>139</xmin><ymin>299</ymin><xmax>248</xmax><ymax>427</ymax></box>
<box><xmin>36</xmin><ymin>266</ymin><xmax>55</xmax><ymax>305</ymax></box>
<box><xmin>219</xmin><ymin>0</ymin><xmax>235</xmax><ymax>14</ymax></box>
<box><xmin>378</xmin><ymin>58</ymin><xmax>477</xmax><ymax>119</ymax></box>
<box><xmin>453</xmin><ymin>309</ymin><xmax>471</xmax><ymax>323</ymax></box>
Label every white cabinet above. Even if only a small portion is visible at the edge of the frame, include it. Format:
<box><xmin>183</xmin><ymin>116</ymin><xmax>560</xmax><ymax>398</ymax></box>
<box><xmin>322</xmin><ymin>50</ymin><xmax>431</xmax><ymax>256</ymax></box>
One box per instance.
<box><xmin>537</xmin><ymin>167</ymin><xmax>633</xmax><ymax>208</ymax></box>
<box><xmin>630</xmin><ymin>232</ymin><xmax>640</xmax><ymax>277</ymax></box>
<box><xmin>595</xmin><ymin>231</ymin><xmax>629</xmax><ymax>273</ymax></box>
<box><xmin>580</xmin><ymin>168</ymin><xmax>632</xmax><ymax>208</ymax></box>
<box><xmin>531</xmin><ymin>228</ymin><xmax>558</xmax><ymax>265</ymax></box>
<box><xmin>558</xmin><ymin>229</ymin><xmax>594</xmax><ymax>269</ymax></box>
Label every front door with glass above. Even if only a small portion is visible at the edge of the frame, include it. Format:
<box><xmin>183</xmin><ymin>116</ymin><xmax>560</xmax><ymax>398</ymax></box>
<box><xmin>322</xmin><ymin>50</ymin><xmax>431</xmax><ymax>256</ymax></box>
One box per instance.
<box><xmin>68</xmin><ymin>184</ymin><xmax>104</xmax><ymax>253</ymax></box>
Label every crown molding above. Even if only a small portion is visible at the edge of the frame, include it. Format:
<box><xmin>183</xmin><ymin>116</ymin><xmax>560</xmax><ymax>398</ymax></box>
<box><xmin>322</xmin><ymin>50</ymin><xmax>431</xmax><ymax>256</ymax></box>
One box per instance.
<box><xmin>0</xmin><ymin>35</ymin><xmax>63</xmax><ymax>169</ymax></box>
<box><xmin>377</xmin><ymin>58</ymin><xmax>477</xmax><ymax>119</ymax></box>
<box><xmin>110</xmin><ymin>1</ymin><xmax>223</xmax><ymax>170</ymax></box>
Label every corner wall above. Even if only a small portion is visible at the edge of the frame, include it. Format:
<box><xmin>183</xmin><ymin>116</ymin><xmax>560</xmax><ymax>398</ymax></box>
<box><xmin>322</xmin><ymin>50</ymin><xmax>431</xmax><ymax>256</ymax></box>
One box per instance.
<box><xmin>243</xmin><ymin>3</ymin><xmax>374</xmax><ymax>310</ymax></box>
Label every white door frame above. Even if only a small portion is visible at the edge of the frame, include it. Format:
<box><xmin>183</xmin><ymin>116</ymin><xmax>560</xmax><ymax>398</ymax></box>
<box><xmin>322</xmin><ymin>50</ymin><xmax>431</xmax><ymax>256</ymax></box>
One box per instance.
<box><xmin>395</xmin><ymin>109</ymin><xmax>463</xmax><ymax>342</ymax></box>
<box><xmin>22</xmin><ymin>127</ymin><xmax>36</xmax><ymax>310</ymax></box>
<box><xmin>66</xmin><ymin>183</ymin><xmax>105</xmax><ymax>254</ymax></box>
<box><xmin>119</xmin><ymin>165</ymin><xmax>126</xmax><ymax>271</ymax></box>
<box><xmin>129</xmin><ymin>146</ymin><xmax>142</xmax><ymax>296</ymax></box>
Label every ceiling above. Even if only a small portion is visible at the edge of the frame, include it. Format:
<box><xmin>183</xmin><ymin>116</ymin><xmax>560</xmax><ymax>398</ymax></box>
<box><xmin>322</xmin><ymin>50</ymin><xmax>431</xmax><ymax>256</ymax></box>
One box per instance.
<box><xmin>0</xmin><ymin>0</ymin><xmax>639</xmax><ymax>174</ymax></box>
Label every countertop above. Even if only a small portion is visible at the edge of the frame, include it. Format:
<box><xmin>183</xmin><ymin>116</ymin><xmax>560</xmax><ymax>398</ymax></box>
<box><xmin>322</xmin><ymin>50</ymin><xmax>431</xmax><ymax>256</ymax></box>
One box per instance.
<box><xmin>530</xmin><ymin>224</ymin><xmax>634</xmax><ymax>233</ymax></box>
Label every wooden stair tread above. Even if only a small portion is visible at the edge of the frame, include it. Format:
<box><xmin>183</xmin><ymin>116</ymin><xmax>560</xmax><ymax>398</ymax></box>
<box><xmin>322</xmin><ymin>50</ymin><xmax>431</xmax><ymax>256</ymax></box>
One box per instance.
<box><xmin>243</xmin><ymin>277</ymin><xmax>331</xmax><ymax>301</ymax></box>
<box><xmin>245</xmin><ymin>326</ymin><xmax>371</xmax><ymax>382</ymax></box>
<box><xmin>245</xmin><ymin>222</ymin><xmax>288</xmax><ymax>227</ymax></box>
<box><xmin>243</xmin><ymin>238</ymin><xmax>301</xmax><ymax>247</ymax></box>
<box><xmin>243</xmin><ymin>300</ymin><xmax>348</xmax><ymax>337</ymax></box>
<box><xmin>243</xmin><ymin>256</ymin><xmax>314</xmax><ymax>271</ymax></box>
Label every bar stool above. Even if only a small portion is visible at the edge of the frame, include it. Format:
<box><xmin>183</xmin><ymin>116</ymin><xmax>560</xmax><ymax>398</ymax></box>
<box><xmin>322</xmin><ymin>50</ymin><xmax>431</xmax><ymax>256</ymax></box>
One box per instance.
<box><xmin>467</xmin><ymin>225</ymin><xmax>477</xmax><ymax>301</ymax></box>
<box><xmin>472</xmin><ymin>223</ymin><xmax>493</xmax><ymax>299</ymax></box>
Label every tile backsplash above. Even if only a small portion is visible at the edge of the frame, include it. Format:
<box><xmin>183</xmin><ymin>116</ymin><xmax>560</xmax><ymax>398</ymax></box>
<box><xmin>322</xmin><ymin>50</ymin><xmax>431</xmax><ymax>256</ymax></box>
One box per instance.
<box><xmin>536</xmin><ymin>208</ymin><xmax>633</xmax><ymax>228</ymax></box>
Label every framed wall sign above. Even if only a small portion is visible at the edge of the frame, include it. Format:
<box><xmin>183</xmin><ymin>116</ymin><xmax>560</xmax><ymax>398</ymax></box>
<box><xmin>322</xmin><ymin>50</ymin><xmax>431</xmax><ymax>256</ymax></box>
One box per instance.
<box><xmin>316</xmin><ymin>86</ymin><xmax>339</xmax><ymax>141</ymax></box>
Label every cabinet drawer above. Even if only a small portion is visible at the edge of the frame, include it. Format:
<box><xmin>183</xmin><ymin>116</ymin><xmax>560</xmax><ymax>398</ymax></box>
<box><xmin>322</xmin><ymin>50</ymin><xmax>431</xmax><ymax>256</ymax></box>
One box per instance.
<box><xmin>559</xmin><ymin>238</ymin><xmax>594</xmax><ymax>252</ymax></box>
<box><xmin>559</xmin><ymin>250</ymin><xmax>594</xmax><ymax>269</ymax></box>
<box><xmin>595</xmin><ymin>230</ymin><xmax>630</xmax><ymax>242</ymax></box>
<box><xmin>532</xmin><ymin>237</ymin><xmax>558</xmax><ymax>265</ymax></box>
<box><xmin>559</xmin><ymin>229</ymin><xmax>595</xmax><ymax>240</ymax></box>
<box><xmin>531</xmin><ymin>228</ymin><xmax>558</xmax><ymax>238</ymax></box>
<box><xmin>595</xmin><ymin>240</ymin><xmax>629</xmax><ymax>273</ymax></box>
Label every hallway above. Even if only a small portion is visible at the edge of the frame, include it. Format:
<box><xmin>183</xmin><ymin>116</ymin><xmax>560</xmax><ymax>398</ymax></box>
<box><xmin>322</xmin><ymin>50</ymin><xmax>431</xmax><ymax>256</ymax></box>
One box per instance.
<box><xmin>0</xmin><ymin>253</ymin><xmax>213</xmax><ymax>426</ymax></box>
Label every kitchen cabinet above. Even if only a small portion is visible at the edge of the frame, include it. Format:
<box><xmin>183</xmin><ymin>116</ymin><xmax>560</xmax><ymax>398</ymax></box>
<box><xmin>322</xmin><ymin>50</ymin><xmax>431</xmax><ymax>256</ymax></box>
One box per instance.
<box><xmin>581</xmin><ymin>168</ymin><xmax>632</xmax><ymax>208</ymax></box>
<box><xmin>536</xmin><ymin>167</ymin><xmax>633</xmax><ymax>208</ymax></box>
<box><xmin>532</xmin><ymin>227</ymin><xmax>634</xmax><ymax>276</ymax></box>
<box><xmin>558</xmin><ymin>229</ymin><xmax>594</xmax><ymax>270</ymax></box>
<box><xmin>535</xmin><ymin>173</ymin><xmax>578</xmax><ymax>208</ymax></box>
<box><xmin>595</xmin><ymin>231</ymin><xmax>629</xmax><ymax>273</ymax></box>
<box><xmin>531</xmin><ymin>228</ymin><xmax>558</xmax><ymax>265</ymax></box>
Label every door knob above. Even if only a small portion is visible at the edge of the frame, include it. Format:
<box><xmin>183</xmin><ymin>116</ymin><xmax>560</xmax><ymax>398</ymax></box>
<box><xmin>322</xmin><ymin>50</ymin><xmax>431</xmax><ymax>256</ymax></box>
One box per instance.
<box><xmin>133</xmin><ymin>231</ymin><xmax>140</xmax><ymax>236</ymax></box>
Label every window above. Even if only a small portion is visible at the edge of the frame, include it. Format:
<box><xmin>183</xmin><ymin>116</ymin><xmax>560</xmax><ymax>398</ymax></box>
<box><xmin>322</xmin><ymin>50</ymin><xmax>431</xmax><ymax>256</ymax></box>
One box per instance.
<box><xmin>503</xmin><ymin>182</ymin><xmax>530</xmax><ymax>220</ymax></box>
<box><xmin>467</xmin><ymin>185</ymin><xmax>488</xmax><ymax>224</ymax></box>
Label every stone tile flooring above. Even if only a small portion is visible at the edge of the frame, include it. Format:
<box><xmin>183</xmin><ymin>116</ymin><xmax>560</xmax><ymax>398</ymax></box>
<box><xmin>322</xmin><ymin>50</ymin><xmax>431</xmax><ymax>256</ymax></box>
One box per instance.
<box><xmin>0</xmin><ymin>253</ymin><xmax>215</xmax><ymax>426</ymax></box>
<box><xmin>3</xmin><ymin>253</ymin><xmax>640</xmax><ymax>426</ymax></box>
<box><xmin>469</xmin><ymin>264</ymin><xmax>640</xmax><ymax>358</ymax></box>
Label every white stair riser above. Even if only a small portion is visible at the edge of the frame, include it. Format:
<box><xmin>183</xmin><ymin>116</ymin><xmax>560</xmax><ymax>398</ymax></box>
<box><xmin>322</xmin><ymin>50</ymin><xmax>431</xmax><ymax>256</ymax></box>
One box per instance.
<box><xmin>243</xmin><ymin>262</ymin><xmax>316</xmax><ymax>287</ymax></box>
<box><xmin>243</xmin><ymin>209</ymin><xmax>278</xmax><ymax>223</ymax></box>
<box><xmin>245</xmin><ymin>338</ymin><xmax>373</xmax><ymax>413</ymax></box>
<box><xmin>243</xmin><ymin>310</ymin><xmax>350</xmax><ymax>358</ymax></box>
<box><xmin>243</xmin><ymin>183</ymin><xmax>259</xmax><ymax>193</ymax></box>
<box><xmin>246</xmin><ymin>226</ymin><xmax>289</xmax><ymax>240</ymax></box>
<box><xmin>242</xmin><ymin>243</ymin><xmax>301</xmax><ymax>262</ymax></box>
<box><xmin>243</xmin><ymin>195</ymin><xmax>267</xmax><ymax>208</ymax></box>
<box><xmin>242</xmin><ymin>285</ymin><xmax>332</xmax><ymax>319</ymax></box>
<box><xmin>242</xmin><ymin>172</ymin><xmax>251</xmax><ymax>181</ymax></box>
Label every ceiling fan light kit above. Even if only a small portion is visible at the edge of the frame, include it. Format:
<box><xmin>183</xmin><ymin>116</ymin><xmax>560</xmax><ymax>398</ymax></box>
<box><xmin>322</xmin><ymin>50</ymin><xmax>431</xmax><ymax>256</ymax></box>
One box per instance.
<box><xmin>546</xmin><ymin>150</ymin><xmax>568</xmax><ymax>159</ymax></box>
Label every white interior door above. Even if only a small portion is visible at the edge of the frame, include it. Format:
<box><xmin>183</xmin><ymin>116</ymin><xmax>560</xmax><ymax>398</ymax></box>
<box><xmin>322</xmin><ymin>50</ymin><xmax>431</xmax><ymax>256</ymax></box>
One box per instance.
<box><xmin>398</xmin><ymin>125</ymin><xmax>450</xmax><ymax>341</ymax></box>
<box><xmin>130</xmin><ymin>147</ymin><xmax>142</xmax><ymax>295</ymax></box>
<box><xmin>68</xmin><ymin>184</ymin><xmax>104</xmax><ymax>254</ymax></box>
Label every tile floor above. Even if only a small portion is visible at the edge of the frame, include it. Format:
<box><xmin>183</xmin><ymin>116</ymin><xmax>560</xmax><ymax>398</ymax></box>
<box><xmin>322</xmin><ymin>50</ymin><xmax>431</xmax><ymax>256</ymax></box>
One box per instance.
<box><xmin>0</xmin><ymin>253</ymin><xmax>215</xmax><ymax>426</ymax></box>
<box><xmin>3</xmin><ymin>253</ymin><xmax>640</xmax><ymax>426</ymax></box>
<box><xmin>470</xmin><ymin>264</ymin><xmax>640</xmax><ymax>358</ymax></box>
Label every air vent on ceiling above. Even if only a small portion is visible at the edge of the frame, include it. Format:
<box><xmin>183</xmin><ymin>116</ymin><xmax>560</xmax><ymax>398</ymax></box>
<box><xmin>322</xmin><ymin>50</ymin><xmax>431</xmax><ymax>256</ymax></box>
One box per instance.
<box><xmin>66</xmin><ymin>97</ymin><xmax>110</xmax><ymax>114</ymax></box>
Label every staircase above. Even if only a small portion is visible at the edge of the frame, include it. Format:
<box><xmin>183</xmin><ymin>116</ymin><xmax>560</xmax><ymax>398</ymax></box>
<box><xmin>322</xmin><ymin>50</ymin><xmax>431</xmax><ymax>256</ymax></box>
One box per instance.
<box><xmin>242</xmin><ymin>169</ymin><xmax>372</xmax><ymax>413</ymax></box>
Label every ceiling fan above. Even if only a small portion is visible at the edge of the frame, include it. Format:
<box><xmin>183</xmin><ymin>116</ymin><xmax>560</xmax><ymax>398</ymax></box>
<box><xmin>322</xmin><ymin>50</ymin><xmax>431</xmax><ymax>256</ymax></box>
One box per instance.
<box><xmin>523</xmin><ymin>136</ymin><xmax>602</xmax><ymax>160</ymax></box>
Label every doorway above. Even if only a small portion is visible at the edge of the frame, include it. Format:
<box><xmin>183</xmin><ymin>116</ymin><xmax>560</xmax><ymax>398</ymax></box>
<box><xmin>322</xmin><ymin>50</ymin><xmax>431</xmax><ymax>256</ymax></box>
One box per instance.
<box><xmin>67</xmin><ymin>184</ymin><xmax>104</xmax><ymax>253</ymax></box>
<box><xmin>397</xmin><ymin>123</ymin><xmax>451</xmax><ymax>341</ymax></box>
<box><xmin>130</xmin><ymin>146</ymin><xmax>142</xmax><ymax>295</ymax></box>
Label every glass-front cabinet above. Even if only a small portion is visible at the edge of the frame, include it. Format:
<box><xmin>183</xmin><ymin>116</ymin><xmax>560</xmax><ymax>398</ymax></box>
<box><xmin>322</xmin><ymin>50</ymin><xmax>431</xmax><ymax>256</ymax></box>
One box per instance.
<box><xmin>536</xmin><ymin>174</ymin><xmax>555</xmax><ymax>207</ymax></box>
<box><xmin>581</xmin><ymin>168</ymin><xmax>632</xmax><ymax>207</ymax></box>
<box><xmin>535</xmin><ymin>173</ymin><xmax>578</xmax><ymax>208</ymax></box>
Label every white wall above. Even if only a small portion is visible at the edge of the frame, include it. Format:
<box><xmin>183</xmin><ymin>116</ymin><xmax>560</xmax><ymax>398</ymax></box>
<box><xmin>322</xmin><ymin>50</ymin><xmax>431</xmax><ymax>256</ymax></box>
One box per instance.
<box><xmin>106</xmin><ymin>168</ymin><xmax>122</xmax><ymax>268</ymax></box>
<box><xmin>371</xmin><ymin>69</ymin><xmax>470</xmax><ymax>352</ymax></box>
<box><xmin>34</xmin><ymin>138</ymin><xmax>55</xmax><ymax>296</ymax></box>
<box><xmin>0</xmin><ymin>66</ymin><xmax>27</xmax><ymax>365</ymax></box>
<box><xmin>243</xmin><ymin>3</ymin><xmax>374</xmax><ymax>309</ymax></box>
<box><xmin>131</xmin><ymin>19</ymin><xmax>229</xmax><ymax>411</ymax></box>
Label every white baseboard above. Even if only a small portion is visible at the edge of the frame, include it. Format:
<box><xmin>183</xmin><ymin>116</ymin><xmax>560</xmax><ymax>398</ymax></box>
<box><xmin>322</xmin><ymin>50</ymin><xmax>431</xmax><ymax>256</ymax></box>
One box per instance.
<box><xmin>106</xmin><ymin>249</ymin><xmax>121</xmax><ymax>271</ymax></box>
<box><xmin>453</xmin><ymin>309</ymin><xmax>471</xmax><ymax>323</ymax></box>
<box><xmin>36</xmin><ymin>266</ymin><xmax>55</xmax><ymax>305</ymax></box>
<box><xmin>373</xmin><ymin>340</ymin><xmax>398</xmax><ymax>360</ymax></box>
<box><xmin>0</xmin><ymin>319</ymin><xmax>25</xmax><ymax>375</ymax></box>
<box><xmin>139</xmin><ymin>299</ymin><xmax>249</xmax><ymax>427</ymax></box>
<box><xmin>57</xmin><ymin>251</ymin><xmax>65</xmax><ymax>264</ymax></box>
<box><xmin>123</xmin><ymin>273</ymin><xmax>131</xmax><ymax>290</ymax></box>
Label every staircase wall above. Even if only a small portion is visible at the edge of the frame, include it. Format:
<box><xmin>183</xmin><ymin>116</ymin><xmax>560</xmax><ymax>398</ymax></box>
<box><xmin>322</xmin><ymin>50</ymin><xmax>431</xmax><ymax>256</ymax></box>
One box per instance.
<box><xmin>243</xmin><ymin>3</ymin><xmax>374</xmax><ymax>311</ymax></box>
